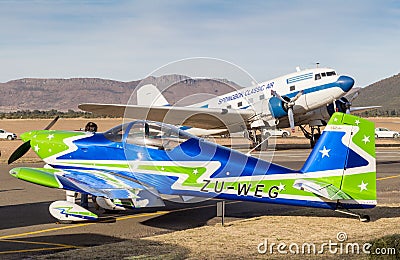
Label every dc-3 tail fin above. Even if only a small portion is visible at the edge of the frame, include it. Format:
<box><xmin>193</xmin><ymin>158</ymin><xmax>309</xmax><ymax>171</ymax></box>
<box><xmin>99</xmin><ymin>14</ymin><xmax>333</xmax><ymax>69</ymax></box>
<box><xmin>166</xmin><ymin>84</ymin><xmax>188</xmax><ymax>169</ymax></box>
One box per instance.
<box><xmin>137</xmin><ymin>84</ymin><xmax>169</xmax><ymax>106</ymax></box>
<box><xmin>296</xmin><ymin>112</ymin><xmax>376</xmax><ymax>207</ymax></box>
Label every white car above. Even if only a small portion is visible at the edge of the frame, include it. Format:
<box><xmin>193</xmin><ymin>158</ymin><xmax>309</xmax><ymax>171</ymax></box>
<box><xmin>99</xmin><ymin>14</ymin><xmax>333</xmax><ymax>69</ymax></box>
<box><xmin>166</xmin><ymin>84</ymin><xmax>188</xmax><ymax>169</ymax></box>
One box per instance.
<box><xmin>375</xmin><ymin>128</ymin><xmax>399</xmax><ymax>138</ymax></box>
<box><xmin>0</xmin><ymin>129</ymin><xmax>17</xmax><ymax>140</ymax></box>
<box><xmin>267</xmin><ymin>129</ymin><xmax>291</xmax><ymax>138</ymax></box>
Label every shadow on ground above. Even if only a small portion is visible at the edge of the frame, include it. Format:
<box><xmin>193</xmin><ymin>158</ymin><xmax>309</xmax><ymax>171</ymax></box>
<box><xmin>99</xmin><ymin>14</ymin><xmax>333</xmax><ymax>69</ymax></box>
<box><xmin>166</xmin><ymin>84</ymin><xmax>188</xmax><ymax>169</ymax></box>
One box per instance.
<box><xmin>142</xmin><ymin>202</ymin><xmax>400</xmax><ymax>230</ymax></box>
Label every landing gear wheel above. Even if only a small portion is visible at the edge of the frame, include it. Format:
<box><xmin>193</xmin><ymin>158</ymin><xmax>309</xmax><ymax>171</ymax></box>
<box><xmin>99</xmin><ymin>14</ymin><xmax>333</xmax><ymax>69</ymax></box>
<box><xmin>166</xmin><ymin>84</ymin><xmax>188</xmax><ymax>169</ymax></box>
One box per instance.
<box><xmin>255</xmin><ymin>128</ymin><xmax>270</xmax><ymax>151</ymax></box>
<box><xmin>299</xmin><ymin>125</ymin><xmax>322</xmax><ymax>148</ymax></box>
<box><xmin>254</xmin><ymin>134</ymin><xmax>261</xmax><ymax>151</ymax></box>
<box><xmin>335</xmin><ymin>204</ymin><xmax>371</xmax><ymax>222</ymax></box>
<box><xmin>311</xmin><ymin>133</ymin><xmax>321</xmax><ymax>148</ymax></box>
<box><xmin>359</xmin><ymin>215</ymin><xmax>370</xmax><ymax>222</ymax></box>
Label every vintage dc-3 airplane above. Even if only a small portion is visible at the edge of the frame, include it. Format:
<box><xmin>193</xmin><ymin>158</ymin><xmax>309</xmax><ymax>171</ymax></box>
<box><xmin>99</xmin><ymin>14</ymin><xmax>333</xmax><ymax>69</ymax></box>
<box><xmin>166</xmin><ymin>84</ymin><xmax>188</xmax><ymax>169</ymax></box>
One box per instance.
<box><xmin>9</xmin><ymin>112</ymin><xmax>376</xmax><ymax>222</ymax></box>
<box><xmin>79</xmin><ymin>67</ymin><xmax>365</xmax><ymax>149</ymax></box>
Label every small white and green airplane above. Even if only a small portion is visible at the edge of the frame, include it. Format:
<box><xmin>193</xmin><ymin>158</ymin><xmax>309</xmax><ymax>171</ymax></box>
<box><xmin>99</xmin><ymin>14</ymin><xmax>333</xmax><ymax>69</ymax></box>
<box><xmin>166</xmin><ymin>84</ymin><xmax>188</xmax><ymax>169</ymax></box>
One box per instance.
<box><xmin>9</xmin><ymin>112</ymin><xmax>376</xmax><ymax>222</ymax></box>
<box><xmin>79</xmin><ymin>67</ymin><xmax>366</xmax><ymax>149</ymax></box>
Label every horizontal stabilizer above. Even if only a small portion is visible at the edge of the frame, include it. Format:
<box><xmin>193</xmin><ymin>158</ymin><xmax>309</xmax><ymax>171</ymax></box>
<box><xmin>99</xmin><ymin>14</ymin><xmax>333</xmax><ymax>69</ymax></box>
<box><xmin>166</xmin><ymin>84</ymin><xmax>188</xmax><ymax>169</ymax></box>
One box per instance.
<box><xmin>293</xmin><ymin>179</ymin><xmax>352</xmax><ymax>200</ymax></box>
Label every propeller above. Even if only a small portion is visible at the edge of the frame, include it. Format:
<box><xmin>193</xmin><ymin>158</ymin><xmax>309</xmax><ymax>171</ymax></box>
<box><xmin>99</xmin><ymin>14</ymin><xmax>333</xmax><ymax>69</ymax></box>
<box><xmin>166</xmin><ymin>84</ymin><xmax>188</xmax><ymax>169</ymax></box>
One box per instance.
<box><xmin>271</xmin><ymin>90</ymin><xmax>303</xmax><ymax>132</ymax></box>
<box><xmin>8</xmin><ymin>116</ymin><xmax>59</xmax><ymax>164</ymax></box>
<box><xmin>44</xmin><ymin>116</ymin><xmax>60</xmax><ymax>130</ymax></box>
<box><xmin>338</xmin><ymin>91</ymin><xmax>359</xmax><ymax>114</ymax></box>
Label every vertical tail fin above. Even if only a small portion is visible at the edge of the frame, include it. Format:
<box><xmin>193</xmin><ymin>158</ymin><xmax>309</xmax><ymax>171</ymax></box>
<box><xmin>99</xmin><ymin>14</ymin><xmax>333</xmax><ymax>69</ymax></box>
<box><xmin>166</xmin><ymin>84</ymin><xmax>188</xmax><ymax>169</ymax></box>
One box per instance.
<box><xmin>137</xmin><ymin>84</ymin><xmax>169</xmax><ymax>106</ymax></box>
<box><xmin>299</xmin><ymin>112</ymin><xmax>376</xmax><ymax>207</ymax></box>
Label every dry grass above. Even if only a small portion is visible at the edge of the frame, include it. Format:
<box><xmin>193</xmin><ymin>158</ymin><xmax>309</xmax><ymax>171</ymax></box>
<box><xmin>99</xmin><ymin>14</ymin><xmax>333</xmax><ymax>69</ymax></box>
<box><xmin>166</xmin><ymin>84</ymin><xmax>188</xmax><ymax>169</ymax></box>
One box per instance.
<box><xmin>144</xmin><ymin>205</ymin><xmax>400</xmax><ymax>259</ymax></box>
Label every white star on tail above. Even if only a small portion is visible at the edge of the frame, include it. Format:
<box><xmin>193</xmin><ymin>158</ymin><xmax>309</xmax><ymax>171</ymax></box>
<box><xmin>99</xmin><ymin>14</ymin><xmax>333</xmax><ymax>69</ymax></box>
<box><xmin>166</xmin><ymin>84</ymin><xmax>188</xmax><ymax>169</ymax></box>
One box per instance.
<box><xmin>362</xmin><ymin>135</ymin><xmax>370</xmax><ymax>144</ymax></box>
<box><xmin>319</xmin><ymin>146</ymin><xmax>331</xmax><ymax>158</ymax></box>
<box><xmin>358</xmin><ymin>180</ymin><xmax>368</xmax><ymax>192</ymax></box>
<box><xmin>355</xmin><ymin>119</ymin><xmax>360</xmax><ymax>125</ymax></box>
<box><xmin>193</xmin><ymin>169</ymin><xmax>199</xmax><ymax>174</ymax></box>
<box><xmin>34</xmin><ymin>144</ymin><xmax>40</xmax><ymax>152</ymax></box>
<box><xmin>47</xmin><ymin>134</ymin><xmax>54</xmax><ymax>140</ymax></box>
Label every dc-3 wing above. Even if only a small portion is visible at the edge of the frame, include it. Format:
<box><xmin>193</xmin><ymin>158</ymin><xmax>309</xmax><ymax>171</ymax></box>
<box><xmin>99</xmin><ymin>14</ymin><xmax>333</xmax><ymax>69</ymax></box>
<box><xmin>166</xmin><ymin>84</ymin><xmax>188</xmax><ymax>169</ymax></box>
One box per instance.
<box><xmin>78</xmin><ymin>103</ymin><xmax>255</xmax><ymax>129</ymax></box>
<box><xmin>349</xmin><ymin>106</ymin><xmax>381</xmax><ymax>114</ymax></box>
<box><xmin>10</xmin><ymin>167</ymin><xmax>165</xmax><ymax>208</ymax></box>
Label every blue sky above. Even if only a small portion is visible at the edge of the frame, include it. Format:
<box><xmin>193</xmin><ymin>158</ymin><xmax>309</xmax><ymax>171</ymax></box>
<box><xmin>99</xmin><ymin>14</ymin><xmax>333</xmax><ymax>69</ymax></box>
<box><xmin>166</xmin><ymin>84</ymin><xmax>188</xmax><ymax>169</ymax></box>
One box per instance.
<box><xmin>0</xmin><ymin>0</ymin><xmax>399</xmax><ymax>86</ymax></box>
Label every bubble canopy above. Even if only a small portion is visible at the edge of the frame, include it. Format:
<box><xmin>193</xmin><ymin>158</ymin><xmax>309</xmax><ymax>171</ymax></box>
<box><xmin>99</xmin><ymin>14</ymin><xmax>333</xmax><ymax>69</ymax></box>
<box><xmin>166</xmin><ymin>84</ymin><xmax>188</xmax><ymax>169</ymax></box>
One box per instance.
<box><xmin>103</xmin><ymin>120</ymin><xmax>194</xmax><ymax>150</ymax></box>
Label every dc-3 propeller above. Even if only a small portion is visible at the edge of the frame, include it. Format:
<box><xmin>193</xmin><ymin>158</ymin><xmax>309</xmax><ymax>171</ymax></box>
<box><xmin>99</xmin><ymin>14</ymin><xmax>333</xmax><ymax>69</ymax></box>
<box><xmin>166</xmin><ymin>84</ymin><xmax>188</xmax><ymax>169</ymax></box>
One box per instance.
<box><xmin>338</xmin><ymin>91</ymin><xmax>359</xmax><ymax>114</ymax></box>
<box><xmin>271</xmin><ymin>90</ymin><xmax>304</xmax><ymax>132</ymax></box>
<box><xmin>8</xmin><ymin>116</ymin><xmax>59</xmax><ymax>164</ymax></box>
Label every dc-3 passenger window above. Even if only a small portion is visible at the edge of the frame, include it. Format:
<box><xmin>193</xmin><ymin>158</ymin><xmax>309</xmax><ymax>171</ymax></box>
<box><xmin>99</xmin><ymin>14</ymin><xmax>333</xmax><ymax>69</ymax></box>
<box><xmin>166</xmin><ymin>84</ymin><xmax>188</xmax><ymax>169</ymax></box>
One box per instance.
<box><xmin>290</xmin><ymin>86</ymin><xmax>295</xmax><ymax>91</ymax></box>
<box><xmin>315</xmin><ymin>74</ymin><xmax>321</xmax><ymax>80</ymax></box>
<box><xmin>126</xmin><ymin>121</ymin><xmax>192</xmax><ymax>150</ymax></box>
<box><xmin>326</xmin><ymin>71</ymin><xmax>336</xmax><ymax>76</ymax></box>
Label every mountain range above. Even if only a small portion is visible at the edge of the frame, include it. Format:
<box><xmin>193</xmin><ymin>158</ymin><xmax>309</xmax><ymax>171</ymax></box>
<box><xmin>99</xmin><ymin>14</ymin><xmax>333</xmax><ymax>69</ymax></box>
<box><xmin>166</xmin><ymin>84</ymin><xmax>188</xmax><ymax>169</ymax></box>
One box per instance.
<box><xmin>0</xmin><ymin>72</ymin><xmax>398</xmax><ymax>113</ymax></box>
<box><xmin>0</xmin><ymin>75</ymin><xmax>239</xmax><ymax>112</ymax></box>
<box><xmin>352</xmin><ymin>72</ymin><xmax>400</xmax><ymax>114</ymax></box>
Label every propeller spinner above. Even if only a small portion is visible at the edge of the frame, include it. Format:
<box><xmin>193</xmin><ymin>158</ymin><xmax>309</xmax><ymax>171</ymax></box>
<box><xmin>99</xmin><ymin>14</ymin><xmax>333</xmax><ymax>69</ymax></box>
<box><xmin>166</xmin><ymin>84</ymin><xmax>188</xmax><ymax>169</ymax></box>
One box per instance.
<box><xmin>271</xmin><ymin>90</ymin><xmax>303</xmax><ymax>132</ymax></box>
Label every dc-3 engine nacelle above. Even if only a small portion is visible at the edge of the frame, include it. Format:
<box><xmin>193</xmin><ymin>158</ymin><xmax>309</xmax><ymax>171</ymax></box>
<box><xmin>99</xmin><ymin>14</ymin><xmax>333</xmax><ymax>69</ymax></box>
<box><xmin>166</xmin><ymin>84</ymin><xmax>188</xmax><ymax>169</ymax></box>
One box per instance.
<box><xmin>268</xmin><ymin>96</ymin><xmax>290</xmax><ymax>118</ymax></box>
<box><xmin>326</xmin><ymin>97</ymin><xmax>352</xmax><ymax>115</ymax></box>
<box><xmin>306</xmin><ymin>97</ymin><xmax>354</xmax><ymax>125</ymax></box>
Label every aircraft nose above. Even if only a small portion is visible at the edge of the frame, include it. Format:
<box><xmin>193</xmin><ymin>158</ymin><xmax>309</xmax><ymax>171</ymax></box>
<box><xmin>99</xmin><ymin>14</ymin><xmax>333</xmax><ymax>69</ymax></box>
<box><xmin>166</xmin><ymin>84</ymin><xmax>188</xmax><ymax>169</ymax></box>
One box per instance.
<box><xmin>337</xmin><ymin>75</ymin><xmax>355</xmax><ymax>92</ymax></box>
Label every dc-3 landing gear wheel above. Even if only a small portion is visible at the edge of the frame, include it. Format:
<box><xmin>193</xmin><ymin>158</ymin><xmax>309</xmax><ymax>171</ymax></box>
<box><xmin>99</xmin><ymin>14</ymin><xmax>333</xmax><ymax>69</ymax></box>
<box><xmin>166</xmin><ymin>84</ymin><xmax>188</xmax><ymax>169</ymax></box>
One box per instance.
<box><xmin>299</xmin><ymin>125</ymin><xmax>322</xmax><ymax>148</ymax></box>
<box><xmin>335</xmin><ymin>204</ymin><xmax>371</xmax><ymax>222</ymax></box>
<box><xmin>247</xmin><ymin>129</ymin><xmax>268</xmax><ymax>151</ymax></box>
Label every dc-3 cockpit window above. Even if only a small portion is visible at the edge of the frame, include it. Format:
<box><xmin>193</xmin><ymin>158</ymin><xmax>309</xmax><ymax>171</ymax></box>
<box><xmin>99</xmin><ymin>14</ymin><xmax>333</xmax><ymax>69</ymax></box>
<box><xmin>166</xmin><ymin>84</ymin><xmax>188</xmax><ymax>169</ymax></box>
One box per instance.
<box><xmin>126</xmin><ymin>121</ymin><xmax>193</xmax><ymax>150</ymax></box>
<box><xmin>315</xmin><ymin>71</ymin><xmax>336</xmax><ymax>80</ymax></box>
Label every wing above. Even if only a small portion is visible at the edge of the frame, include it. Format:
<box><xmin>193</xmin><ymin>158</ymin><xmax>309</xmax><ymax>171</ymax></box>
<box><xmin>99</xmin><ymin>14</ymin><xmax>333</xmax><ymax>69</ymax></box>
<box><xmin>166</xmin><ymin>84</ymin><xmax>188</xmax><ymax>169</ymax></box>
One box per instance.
<box><xmin>78</xmin><ymin>103</ymin><xmax>255</xmax><ymax>130</ymax></box>
<box><xmin>350</xmin><ymin>106</ymin><xmax>381</xmax><ymax>114</ymax></box>
<box><xmin>10</xmin><ymin>167</ymin><xmax>165</xmax><ymax>207</ymax></box>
